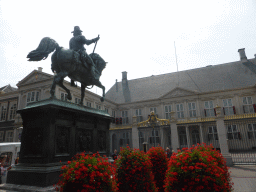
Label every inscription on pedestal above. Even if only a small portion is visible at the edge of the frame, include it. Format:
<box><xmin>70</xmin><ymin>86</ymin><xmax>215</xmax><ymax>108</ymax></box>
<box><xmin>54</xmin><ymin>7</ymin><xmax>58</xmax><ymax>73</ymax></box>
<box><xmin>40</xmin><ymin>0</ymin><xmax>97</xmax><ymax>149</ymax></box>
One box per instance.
<box><xmin>55</xmin><ymin>126</ymin><xmax>70</xmax><ymax>155</ymax></box>
<box><xmin>76</xmin><ymin>129</ymin><xmax>92</xmax><ymax>153</ymax></box>
<box><xmin>98</xmin><ymin>130</ymin><xmax>106</xmax><ymax>152</ymax></box>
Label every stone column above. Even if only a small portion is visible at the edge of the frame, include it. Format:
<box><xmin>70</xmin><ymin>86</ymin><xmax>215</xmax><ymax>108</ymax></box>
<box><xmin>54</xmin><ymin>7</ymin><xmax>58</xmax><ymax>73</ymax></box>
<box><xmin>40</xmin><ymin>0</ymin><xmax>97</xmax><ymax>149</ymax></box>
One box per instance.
<box><xmin>170</xmin><ymin>111</ymin><xmax>179</xmax><ymax>152</ymax></box>
<box><xmin>215</xmin><ymin>105</ymin><xmax>233</xmax><ymax>167</ymax></box>
<box><xmin>199</xmin><ymin>124</ymin><xmax>204</xmax><ymax>143</ymax></box>
<box><xmin>160</xmin><ymin>126</ymin><xmax>165</xmax><ymax>148</ymax></box>
<box><xmin>186</xmin><ymin>125</ymin><xmax>191</xmax><ymax>148</ymax></box>
<box><xmin>132</xmin><ymin>116</ymin><xmax>139</xmax><ymax>149</ymax></box>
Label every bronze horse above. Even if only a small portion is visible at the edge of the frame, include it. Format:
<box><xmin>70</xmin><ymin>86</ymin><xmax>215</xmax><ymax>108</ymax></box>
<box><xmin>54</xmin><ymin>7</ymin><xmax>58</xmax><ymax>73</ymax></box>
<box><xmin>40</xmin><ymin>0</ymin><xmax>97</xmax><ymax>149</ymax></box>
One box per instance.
<box><xmin>27</xmin><ymin>37</ymin><xmax>107</xmax><ymax>104</ymax></box>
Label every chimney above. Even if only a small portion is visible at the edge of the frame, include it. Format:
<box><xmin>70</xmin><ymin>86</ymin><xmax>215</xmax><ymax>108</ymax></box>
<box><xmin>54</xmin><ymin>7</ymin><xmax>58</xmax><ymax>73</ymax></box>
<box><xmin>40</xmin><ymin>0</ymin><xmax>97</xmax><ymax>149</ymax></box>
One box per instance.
<box><xmin>122</xmin><ymin>71</ymin><xmax>127</xmax><ymax>81</ymax></box>
<box><xmin>38</xmin><ymin>67</ymin><xmax>43</xmax><ymax>72</ymax></box>
<box><xmin>238</xmin><ymin>48</ymin><xmax>248</xmax><ymax>62</ymax></box>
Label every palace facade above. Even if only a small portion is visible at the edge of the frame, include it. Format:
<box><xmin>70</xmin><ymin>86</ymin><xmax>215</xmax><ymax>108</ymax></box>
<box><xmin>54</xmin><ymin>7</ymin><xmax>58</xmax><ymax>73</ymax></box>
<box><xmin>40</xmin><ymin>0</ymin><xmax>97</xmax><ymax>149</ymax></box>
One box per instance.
<box><xmin>106</xmin><ymin>48</ymin><xmax>256</xmax><ymax>165</ymax></box>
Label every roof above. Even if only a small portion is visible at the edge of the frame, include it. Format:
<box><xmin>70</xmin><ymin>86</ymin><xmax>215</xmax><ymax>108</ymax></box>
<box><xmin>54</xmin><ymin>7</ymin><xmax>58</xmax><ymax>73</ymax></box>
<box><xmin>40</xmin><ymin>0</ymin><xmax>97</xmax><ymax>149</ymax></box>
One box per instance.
<box><xmin>0</xmin><ymin>84</ymin><xmax>18</xmax><ymax>93</ymax></box>
<box><xmin>105</xmin><ymin>58</ymin><xmax>256</xmax><ymax>104</ymax></box>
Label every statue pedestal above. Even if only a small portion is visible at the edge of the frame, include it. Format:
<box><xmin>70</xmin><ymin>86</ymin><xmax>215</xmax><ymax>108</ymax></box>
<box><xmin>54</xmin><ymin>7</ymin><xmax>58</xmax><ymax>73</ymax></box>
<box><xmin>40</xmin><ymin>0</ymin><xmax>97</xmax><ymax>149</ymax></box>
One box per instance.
<box><xmin>6</xmin><ymin>98</ymin><xmax>111</xmax><ymax>187</ymax></box>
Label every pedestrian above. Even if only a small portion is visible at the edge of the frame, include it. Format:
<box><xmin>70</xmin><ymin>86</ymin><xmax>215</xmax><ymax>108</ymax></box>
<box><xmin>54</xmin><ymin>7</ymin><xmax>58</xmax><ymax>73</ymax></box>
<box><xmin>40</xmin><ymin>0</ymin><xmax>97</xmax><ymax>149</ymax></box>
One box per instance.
<box><xmin>112</xmin><ymin>149</ymin><xmax>118</xmax><ymax>160</ymax></box>
<box><xmin>166</xmin><ymin>147</ymin><xmax>172</xmax><ymax>158</ymax></box>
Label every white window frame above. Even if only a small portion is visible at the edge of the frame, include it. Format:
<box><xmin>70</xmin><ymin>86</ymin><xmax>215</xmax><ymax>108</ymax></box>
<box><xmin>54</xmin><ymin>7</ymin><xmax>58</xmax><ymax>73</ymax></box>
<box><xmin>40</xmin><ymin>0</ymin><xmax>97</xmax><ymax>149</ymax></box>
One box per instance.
<box><xmin>121</xmin><ymin>111</ymin><xmax>129</xmax><ymax>124</ymax></box>
<box><xmin>150</xmin><ymin>107</ymin><xmax>157</xmax><ymax>114</ymax></box>
<box><xmin>150</xmin><ymin>130</ymin><xmax>160</xmax><ymax>145</ymax></box>
<box><xmin>223</xmin><ymin>99</ymin><xmax>234</xmax><ymax>115</ymax></box>
<box><xmin>0</xmin><ymin>103</ymin><xmax>7</xmax><ymax>121</ymax></box>
<box><xmin>242</xmin><ymin>96</ymin><xmax>254</xmax><ymax>113</ymax></box>
<box><xmin>96</xmin><ymin>104</ymin><xmax>101</xmax><ymax>110</ymax></box>
<box><xmin>112</xmin><ymin>110</ymin><xmax>116</xmax><ymax>117</ymax></box>
<box><xmin>164</xmin><ymin>105</ymin><xmax>172</xmax><ymax>119</ymax></box>
<box><xmin>27</xmin><ymin>91</ymin><xmax>40</xmax><ymax>103</ymax></box>
<box><xmin>0</xmin><ymin>131</ymin><xmax>4</xmax><ymax>142</ymax></box>
<box><xmin>176</xmin><ymin>103</ymin><xmax>184</xmax><ymax>119</ymax></box>
<box><xmin>139</xmin><ymin>131</ymin><xmax>144</xmax><ymax>144</ymax></box>
<box><xmin>204</xmin><ymin>101</ymin><xmax>215</xmax><ymax>117</ymax></box>
<box><xmin>208</xmin><ymin>126</ymin><xmax>218</xmax><ymax>141</ymax></box>
<box><xmin>60</xmin><ymin>92</ymin><xmax>68</xmax><ymax>101</ymax></box>
<box><xmin>188</xmin><ymin>102</ymin><xmax>196</xmax><ymax>118</ymax></box>
<box><xmin>86</xmin><ymin>102</ymin><xmax>92</xmax><ymax>108</ymax></box>
<box><xmin>136</xmin><ymin>109</ymin><xmax>143</xmax><ymax>122</ymax></box>
<box><xmin>226</xmin><ymin>125</ymin><xmax>239</xmax><ymax>140</ymax></box>
<box><xmin>75</xmin><ymin>98</ymin><xmax>81</xmax><ymax>104</ymax></box>
<box><xmin>9</xmin><ymin>103</ymin><xmax>17</xmax><ymax>120</ymax></box>
<box><xmin>5</xmin><ymin>131</ymin><xmax>14</xmax><ymax>142</ymax></box>
<box><xmin>247</xmin><ymin>124</ymin><xmax>256</xmax><ymax>139</ymax></box>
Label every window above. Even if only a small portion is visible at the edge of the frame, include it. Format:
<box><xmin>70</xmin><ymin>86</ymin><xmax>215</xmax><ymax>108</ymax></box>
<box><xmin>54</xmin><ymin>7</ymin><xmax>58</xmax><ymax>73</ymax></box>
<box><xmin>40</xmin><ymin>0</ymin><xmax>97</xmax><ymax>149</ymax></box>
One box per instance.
<box><xmin>179</xmin><ymin>128</ymin><xmax>187</xmax><ymax>148</ymax></box>
<box><xmin>192</xmin><ymin>129</ymin><xmax>200</xmax><ymax>145</ymax></box>
<box><xmin>105</xmin><ymin>108</ymin><xmax>109</xmax><ymax>113</ymax></box>
<box><xmin>120</xmin><ymin>132</ymin><xmax>129</xmax><ymax>146</ymax></box>
<box><xmin>136</xmin><ymin>109</ymin><xmax>143</xmax><ymax>122</ymax></box>
<box><xmin>96</xmin><ymin>104</ymin><xmax>101</xmax><ymax>110</ymax></box>
<box><xmin>176</xmin><ymin>103</ymin><xmax>184</xmax><ymax>118</ymax></box>
<box><xmin>6</xmin><ymin>131</ymin><xmax>13</xmax><ymax>142</ymax></box>
<box><xmin>9</xmin><ymin>103</ymin><xmax>17</xmax><ymax>120</ymax></box>
<box><xmin>121</xmin><ymin>111</ymin><xmax>129</xmax><ymax>124</ymax></box>
<box><xmin>188</xmin><ymin>102</ymin><xmax>196</xmax><ymax>117</ymax></box>
<box><xmin>75</xmin><ymin>98</ymin><xmax>81</xmax><ymax>104</ymax></box>
<box><xmin>164</xmin><ymin>105</ymin><xmax>172</xmax><ymax>119</ymax></box>
<box><xmin>226</xmin><ymin>125</ymin><xmax>239</xmax><ymax>140</ymax></box>
<box><xmin>208</xmin><ymin>126</ymin><xmax>218</xmax><ymax>140</ymax></box>
<box><xmin>27</xmin><ymin>91</ymin><xmax>39</xmax><ymax>103</ymax></box>
<box><xmin>1</xmin><ymin>104</ymin><xmax>7</xmax><ymax>121</ymax></box>
<box><xmin>139</xmin><ymin>131</ymin><xmax>144</xmax><ymax>144</ymax></box>
<box><xmin>248</xmin><ymin>124</ymin><xmax>256</xmax><ymax>139</ymax></box>
<box><xmin>112</xmin><ymin>110</ymin><xmax>116</xmax><ymax>117</ymax></box>
<box><xmin>150</xmin><ymin>107</ymin><xmax>157</xmax><ymax>114</ymax></box>
<box><xmin>223</xmin><ymin>99</ymin><xmax>234</xmax><ymax>115</ymax></box>
<box><xmin>149</xmin><ymin>130</ymin><xmax>160</xmax><ymax>145</ymax></box>
<box><xmin>243</xmin><ymin>97</ymin><xmax>254</xmax><ymax>113</ymax></box>
<box><xmin>0</xmin><ymin>131</ymin><xmax>4</xmax><ymax>142</ymax></box>
<box><xmin>204</xmin><ymin>101</ymin><xmax>215</xmax><ymax>117</ymax></box>
<box><xmin>61</xmin><ymin>92</ymin><xmax>68</xmax><ymax>101</ymax></box>
<box><xmin>87</xmin><ymin>102</ymin><xmax>92</xmax><ymax>107</ymax></box>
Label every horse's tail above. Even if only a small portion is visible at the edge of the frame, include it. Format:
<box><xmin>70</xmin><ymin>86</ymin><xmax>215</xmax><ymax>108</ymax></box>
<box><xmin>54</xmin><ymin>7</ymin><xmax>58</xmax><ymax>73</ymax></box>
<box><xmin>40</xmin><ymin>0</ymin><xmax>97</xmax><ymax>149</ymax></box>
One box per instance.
<box><xmin>27</xmin><ymin>37</ymin><xmax>60</xmax><ymax>61</ymax></box>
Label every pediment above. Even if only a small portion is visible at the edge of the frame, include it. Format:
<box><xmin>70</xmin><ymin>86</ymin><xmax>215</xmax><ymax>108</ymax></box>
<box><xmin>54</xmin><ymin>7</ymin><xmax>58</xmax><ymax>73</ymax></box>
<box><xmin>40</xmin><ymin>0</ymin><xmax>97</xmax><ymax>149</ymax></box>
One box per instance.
<box><xmin>161</xmin><ymin>87</ymin><xmax>197</xmax><ymax>99</ymax></box>
<box><xmin>17</xmin><ymin>70</ymin><xmax>53</xmax><ymax>87</ymax></box>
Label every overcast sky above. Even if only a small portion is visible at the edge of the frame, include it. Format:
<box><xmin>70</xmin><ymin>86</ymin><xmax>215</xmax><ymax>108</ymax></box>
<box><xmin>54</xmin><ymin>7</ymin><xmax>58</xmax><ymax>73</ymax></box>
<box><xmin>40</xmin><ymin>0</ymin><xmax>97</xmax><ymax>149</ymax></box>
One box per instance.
<box><xmin>1</xmin><ymin>0</ymin><xmax>256</xmax><ymax>95</ymax></box>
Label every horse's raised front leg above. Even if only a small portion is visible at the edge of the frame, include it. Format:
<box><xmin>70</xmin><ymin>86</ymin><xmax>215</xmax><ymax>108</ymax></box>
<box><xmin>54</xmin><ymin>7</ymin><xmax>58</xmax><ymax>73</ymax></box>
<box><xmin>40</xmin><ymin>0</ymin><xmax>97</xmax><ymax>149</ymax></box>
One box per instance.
<box><xmin>80</xmin><ymin>84</ymin><xmax>86</xmax><ymax>105</ymax></box>
<box><xmin>53</xmin><ymin>71</ymin><xmax>72</xmax><ymax>100</ymax></box>
<box><xmin>94</xmin><ymin>80</ymin><xmax>105</xmax><ymax>102</ymax></box>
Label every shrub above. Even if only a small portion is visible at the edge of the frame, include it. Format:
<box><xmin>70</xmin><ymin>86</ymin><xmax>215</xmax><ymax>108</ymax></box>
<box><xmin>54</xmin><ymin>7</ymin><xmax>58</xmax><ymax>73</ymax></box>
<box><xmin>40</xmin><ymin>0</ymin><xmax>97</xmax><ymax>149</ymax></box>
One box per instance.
<box><xmin>115</xmin><ymin>146</ymin><xmax>158</xmax><ymax>192</ymax></box>
<box><xmin>147</xmin><ymin>147</ymin><xmax>168</xmax><ymax>192</ymax></box>
<box><xmin>55</xmin><ymin>152</ymin><xmax>117</xmax><ymax>192</ymax></box>
<box><xmin>164</xmin><ymin>143</ymin><xmax>233</xmax><ymax>192</ymax></box>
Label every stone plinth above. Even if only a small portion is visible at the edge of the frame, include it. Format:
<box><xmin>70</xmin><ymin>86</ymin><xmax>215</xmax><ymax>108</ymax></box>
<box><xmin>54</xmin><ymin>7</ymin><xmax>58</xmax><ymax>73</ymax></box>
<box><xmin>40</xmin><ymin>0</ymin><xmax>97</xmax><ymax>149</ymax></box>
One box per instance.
<box><xmin>6</xmin><ymin>98</ymin><xmax>112</xmax><ymax>187</ymax></box>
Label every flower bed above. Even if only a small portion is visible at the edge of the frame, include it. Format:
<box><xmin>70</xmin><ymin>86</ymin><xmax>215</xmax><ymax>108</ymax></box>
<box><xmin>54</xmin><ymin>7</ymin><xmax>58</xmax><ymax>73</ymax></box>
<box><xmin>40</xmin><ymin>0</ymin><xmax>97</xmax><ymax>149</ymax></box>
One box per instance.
<box><xmin>55</xmin><ymin>152</ymin><xmax>117</xmax><ymax>192</ymax></box>
<box><xmin>164</xmin><ymin>143</ymin><xmax>233</xmax><ymax>192</ymax></box>
<box><xmin>115</xmin><ymin>146</ymin><xmax>157</xmax><ymax>192</ymax></box>
<box><xmin>147</xmin><ymin>147</ymin><xmax>168</xmax><ymax>192</ymax></box>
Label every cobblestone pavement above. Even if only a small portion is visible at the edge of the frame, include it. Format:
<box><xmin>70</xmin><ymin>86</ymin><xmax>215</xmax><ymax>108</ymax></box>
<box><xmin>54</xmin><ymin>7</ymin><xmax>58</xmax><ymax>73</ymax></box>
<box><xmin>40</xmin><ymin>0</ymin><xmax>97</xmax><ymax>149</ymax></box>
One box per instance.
<box><xmin>229</xmin><ymin>165</ymin><xmax>256</xmax><ymax>192</ymax></box>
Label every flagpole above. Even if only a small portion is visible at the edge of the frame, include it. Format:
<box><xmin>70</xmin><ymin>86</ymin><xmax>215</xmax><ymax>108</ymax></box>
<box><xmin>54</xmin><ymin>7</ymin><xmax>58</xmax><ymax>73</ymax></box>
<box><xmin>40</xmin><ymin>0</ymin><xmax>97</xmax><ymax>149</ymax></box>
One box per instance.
<box><xmin>174</xmin><ymin>41</ymin><xmax>179</xmax><ymax>86</ymax></box>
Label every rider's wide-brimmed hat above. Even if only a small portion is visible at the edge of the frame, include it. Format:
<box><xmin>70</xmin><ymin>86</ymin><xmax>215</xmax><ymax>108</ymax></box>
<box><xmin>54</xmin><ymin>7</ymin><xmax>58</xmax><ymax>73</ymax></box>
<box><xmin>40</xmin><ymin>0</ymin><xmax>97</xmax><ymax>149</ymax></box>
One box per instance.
<box><xmin>71</xmin><ymin>26</ymin><xmax>83</xmax><ymax>33</ymax></box>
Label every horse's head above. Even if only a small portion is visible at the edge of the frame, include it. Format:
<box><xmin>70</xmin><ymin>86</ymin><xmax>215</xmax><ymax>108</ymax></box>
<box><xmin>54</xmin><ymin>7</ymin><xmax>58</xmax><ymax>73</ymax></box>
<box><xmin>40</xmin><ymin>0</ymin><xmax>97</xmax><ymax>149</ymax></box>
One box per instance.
<box><xmin>90</xmin><ymin>53</ymin><xmax>107</xmax><ymax>73</ymax></box>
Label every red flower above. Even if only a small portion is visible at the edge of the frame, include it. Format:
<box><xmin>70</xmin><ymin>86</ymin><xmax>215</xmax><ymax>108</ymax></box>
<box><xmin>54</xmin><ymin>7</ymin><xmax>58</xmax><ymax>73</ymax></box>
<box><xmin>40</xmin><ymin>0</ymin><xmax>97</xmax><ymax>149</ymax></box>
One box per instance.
<box><xmin>164</xmin><ymin>143</ymin><xmax>233</xmax><ymax>192</ymax></box>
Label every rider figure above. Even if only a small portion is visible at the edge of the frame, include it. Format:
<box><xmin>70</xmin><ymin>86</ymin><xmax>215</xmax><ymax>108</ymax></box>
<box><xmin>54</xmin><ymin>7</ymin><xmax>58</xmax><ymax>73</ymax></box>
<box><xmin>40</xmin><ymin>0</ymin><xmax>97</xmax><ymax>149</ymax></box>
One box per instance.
<box><xmin>69</xmin><ymin>26</ymin><xmax>100</xmax><ymax>86</ymax></box>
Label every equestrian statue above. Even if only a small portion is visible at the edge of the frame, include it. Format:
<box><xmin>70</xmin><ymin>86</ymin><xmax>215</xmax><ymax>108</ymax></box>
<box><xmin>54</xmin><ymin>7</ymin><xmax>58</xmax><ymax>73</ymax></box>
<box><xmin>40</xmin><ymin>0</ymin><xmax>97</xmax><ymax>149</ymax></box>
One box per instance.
<box><xmin>27</xmin><ymin>26</ymin><xmax>107</xmax><ymax>104</ymax></box>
